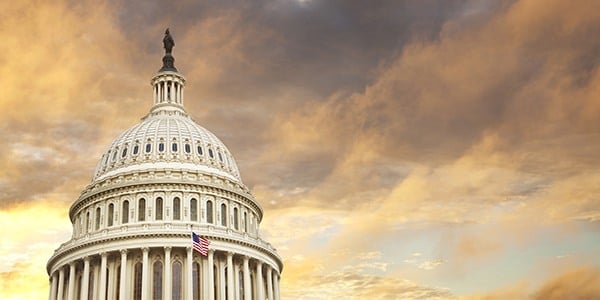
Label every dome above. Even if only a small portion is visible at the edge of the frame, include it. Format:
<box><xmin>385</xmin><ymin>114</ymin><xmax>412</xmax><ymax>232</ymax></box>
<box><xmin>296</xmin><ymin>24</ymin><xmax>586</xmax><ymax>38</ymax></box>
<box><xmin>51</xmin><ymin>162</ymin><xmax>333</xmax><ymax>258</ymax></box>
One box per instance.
<box><xmin>47</xmin><ymin>30</ymin><xmax>282</xmax><ymax>300</ymax></box>
<box><xmin>93</xmin><ymin>112</ymin><xmax>241</xmax><ymax>182</ymax></box>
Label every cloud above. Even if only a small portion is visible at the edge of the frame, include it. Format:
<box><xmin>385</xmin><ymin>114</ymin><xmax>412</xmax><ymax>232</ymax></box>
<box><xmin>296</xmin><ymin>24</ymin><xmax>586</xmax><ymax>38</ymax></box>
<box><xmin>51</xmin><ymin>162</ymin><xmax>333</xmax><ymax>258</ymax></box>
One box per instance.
<box><xmin>463</xmin><ymin>267</ymin><xmax>600</xmax><ymax>300</ymax></box>
<box><xmin>0</xmin><ymin>202</ymin><xmax>71</xmax><ymax>299</ymax></box>
<box><xmin>532</xmin><ymin>267</ymin><xmax>600</xmax><ymax>300</ymax></box>
<box><xmin>257</xmin><ymin>0</ymin><xmax>600</xmax><ymax>224</ymax></box>
<box><xmin>1</xmin><ymin>0</ymin><xmax>599</xmax><ymax>299</ymax></box>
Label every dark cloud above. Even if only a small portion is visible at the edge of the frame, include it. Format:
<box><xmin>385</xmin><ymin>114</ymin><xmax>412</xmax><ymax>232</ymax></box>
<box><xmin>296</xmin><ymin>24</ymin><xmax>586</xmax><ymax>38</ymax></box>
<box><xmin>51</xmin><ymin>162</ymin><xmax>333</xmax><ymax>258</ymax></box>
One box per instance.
<box><xmin>250</xmin><ymin>0</ymin><xmax>600</xmax><ymax>209</ymax></box>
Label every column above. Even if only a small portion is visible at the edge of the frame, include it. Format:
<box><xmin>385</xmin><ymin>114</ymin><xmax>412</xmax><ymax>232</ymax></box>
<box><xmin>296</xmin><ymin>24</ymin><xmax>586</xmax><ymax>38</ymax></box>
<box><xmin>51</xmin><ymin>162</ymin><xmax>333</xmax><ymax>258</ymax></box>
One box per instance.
<box><xmin>57</xmin><ymin>267</ymin><xmax>65</xmax><ymax>300</ymax></box>
<box><xmin>50</xmin><ymin>272</ymin><xmax>58</xmax><ymax>300</ymax></box>
<box><xmin>107</xmin><ymin>261</ymin><xmax>115</xmax><ymax>300</ymax></box>
<box><xmin>203</xmin><ymin>253</ymin><xmax>209</xmax><ymax>300</ymax></box>
<box><xmin>242</xmin><ymin>257</ymin><xmax>250</xmax><ymax>300</ymax></box>
<box><xmin>256</xmin><ymin>262</ymin><xmax>264</xmax><ymax>300</ymax></box>
<box><xmin>186</xmin><ymin>247</ymin><xmax>193</xmax><ymax>300</ymax></box>
<box><xmin>219</xmin><ymin>258</ymin><xmax>226</xmax><ymax>300</ymax></box>
<box><xmin>164</xmin><ymin>81</ymin><xmax>169</xmax><ymax>101</ymax></box>
<box><xmin>208</xmin><ymin>250</ymin><xmax>214</xmax><ymax>300</ymax></box>
<box><xmin>99</xmin><ymin>253</ymin><xmax>108</xmax><ymax>300</ymax></box>
<box><xmin>273</xmin><ymin>273</ymin><xmax>280</xmax><ymax>300</ymax></box>
<box><xmin>153</xmin><ymin>85</ymin><xmax>156</xmax><ymax>104</ymax></box>
<box><xmin>141</xmin><ymin>248</ymin><xmax>149</xmax><ymax>300</ymax></box>
<box><xmin>233</xmin><ymin>264</ymin><xmax>240</xmax><ymax>300</ymax></box>
<box><xmin>67</xmin><ymin>262</ymin><xmax>76</xmax><ymax>300</ymax></box>
<box><xmin>226</xmin><ymin>253</ymin><xmax>234</xmax><ymax>300</ymax></box>
<box><xmin>119</xmin><ymin>250</ymin><xmax>127</xmax><ymax>300</ymax></box>
<box><xmin>158</xmin><ymin>82</ymin><xmax>162</xmax><ymax>103</ymax></box>
<box><xmin>266</xmin><ymin>266</ymin><xmax>273</xmax><ymax>300</ymax></box>
<box><xmin>80</xmin><ymin>257</ymin><xmax>90</xmax><ymax>300</ymax></box>
<box><xmin>179</xmin><ymin>83</ymin><xmax>182</xmax><ymax>104</ymax></box>
<box><xmin>164</xmin><ymin>247</ymin><xmax>172</xmax><ymax>300</ymax></box>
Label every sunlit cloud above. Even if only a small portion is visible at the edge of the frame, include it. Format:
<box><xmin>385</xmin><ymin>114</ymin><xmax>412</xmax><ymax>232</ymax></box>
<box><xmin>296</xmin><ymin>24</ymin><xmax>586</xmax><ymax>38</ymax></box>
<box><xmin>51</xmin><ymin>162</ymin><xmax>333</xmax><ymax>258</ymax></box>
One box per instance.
<box><xmin>1</xmin><ymin>0</ymin><xmax>599</xmax><ymax>299</ymax></box>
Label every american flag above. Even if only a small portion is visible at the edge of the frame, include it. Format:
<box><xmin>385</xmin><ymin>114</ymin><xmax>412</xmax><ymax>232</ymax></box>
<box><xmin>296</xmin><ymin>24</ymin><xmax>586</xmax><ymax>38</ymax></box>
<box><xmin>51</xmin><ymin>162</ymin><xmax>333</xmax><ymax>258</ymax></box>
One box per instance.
<box><xmin>192</xmin><ymin>232</ymin><xmax>210</xmax><ymax>256</ymax></box>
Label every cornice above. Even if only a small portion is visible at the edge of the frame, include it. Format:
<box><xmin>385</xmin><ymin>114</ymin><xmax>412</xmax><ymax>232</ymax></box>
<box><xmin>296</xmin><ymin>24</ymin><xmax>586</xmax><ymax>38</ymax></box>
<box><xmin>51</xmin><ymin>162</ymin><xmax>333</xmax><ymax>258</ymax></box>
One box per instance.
<box><xmin>47</xmin><ymin>230</ymin><xmax>283</xmax><ymax>274</ymax></box>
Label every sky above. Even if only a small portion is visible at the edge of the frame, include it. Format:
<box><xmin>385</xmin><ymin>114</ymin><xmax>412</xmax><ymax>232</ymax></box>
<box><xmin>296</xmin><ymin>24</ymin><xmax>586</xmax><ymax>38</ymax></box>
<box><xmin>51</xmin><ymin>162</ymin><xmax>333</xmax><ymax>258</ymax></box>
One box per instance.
<box><xmin>1</xmin><ymin>0</ymin><xmax>599</xmax><ymax>299</ymax></box>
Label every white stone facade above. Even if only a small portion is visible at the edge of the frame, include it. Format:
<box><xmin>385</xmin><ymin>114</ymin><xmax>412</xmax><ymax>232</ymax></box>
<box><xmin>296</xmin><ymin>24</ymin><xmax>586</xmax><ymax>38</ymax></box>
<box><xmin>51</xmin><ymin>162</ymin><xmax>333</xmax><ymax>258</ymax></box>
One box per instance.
<box><xmin>47</xmin><ymin>46</ymin><xmax>282</xmax><ymax>300</ymax></box>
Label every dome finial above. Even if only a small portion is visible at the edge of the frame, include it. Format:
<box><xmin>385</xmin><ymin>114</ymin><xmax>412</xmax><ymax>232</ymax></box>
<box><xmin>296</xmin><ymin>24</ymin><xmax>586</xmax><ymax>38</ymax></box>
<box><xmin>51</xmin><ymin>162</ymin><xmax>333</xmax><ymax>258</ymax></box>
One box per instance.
<box><xmin>163</xmin><ymin>28</ymin><xmax>174</xmax><ymax>54</ymax></box>
<box><xmin>160</xmin><ymin>28</ymin><xmax>178</xmax><ymax>72</ymax></box>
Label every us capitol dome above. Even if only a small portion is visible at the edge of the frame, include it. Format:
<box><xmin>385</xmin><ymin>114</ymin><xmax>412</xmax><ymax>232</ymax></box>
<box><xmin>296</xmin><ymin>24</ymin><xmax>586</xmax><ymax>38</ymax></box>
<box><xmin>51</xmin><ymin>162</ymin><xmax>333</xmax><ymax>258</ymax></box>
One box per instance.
<box><xmin>47</xmin><ymin>29</ymin><xmax>283</xmax><ymax>300</ymax></box>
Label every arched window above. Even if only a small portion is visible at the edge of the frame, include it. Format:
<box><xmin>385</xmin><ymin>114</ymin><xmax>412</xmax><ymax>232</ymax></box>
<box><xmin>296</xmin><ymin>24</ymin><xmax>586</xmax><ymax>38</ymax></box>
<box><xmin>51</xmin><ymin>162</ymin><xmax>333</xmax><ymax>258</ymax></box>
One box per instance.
<box><xmin>213</xmin><ymin>265</ymin><xmax>218</xmax><ymax>298</ymax></box>
<box><xmin>88</xmin><ymin>268</ymin><xmax>95</xmax><ymax>300</ymax></box>
<box><xmin>145</xmin><ymin>143</ymin><xmax>152</xmax><ymax>153</ymax></box>
<box><xmin>122</xmin><ymin>201</ymin><xmax>129</xmax><ymax>224</ymax></box>
<box><xmin>218</xmin><ymin>152</ymin><xmax>223</xmax><ymax>162</ymax></box>
<box><xmin>172</xmin><ymin>142</ymin><xmax>178</xmax><ymax>152</ymax></box>
<box><xmin>244</xmin><ymin>211</ymin><xmax>248</xmax><ymax>233</ymax></box>
<box><xmin>206</xmin><ymin>201</ymin><xmax>213</xmax><ymax>224</ymax></box>
<box><xmin>155</xmin><ymin>197</ymin><xmax>163</xmax><ymax>221</ymax></box>
<box><xmin>158</xmin><ymin>142</ymin><xmax>165</xmax><ymax>152</ymax></box>
<box><xmin>153</xmin><ymin>261</ymin><xmax>163</xmax><ymax>300</ymax></box>
<box><xmin>193</xmin><ymin>262</ymin><xmax>201</xmax><ymax>300</ymax></box>
<box><xmin>250</xmin><ymin>274</ymin><xmax>255</xmax><ymax>300</ymax></box>
<box><xmin>134</xmin><ymin>262</ymin><xmax>142</xmax><ymax>300</ymax></box>
<box><xmin>208</xmin><ymin>148</ymin><xmax>214</xmax><ymax>158</ymax></box>
<box><xmin>76</xmin><ymin>275</ymin><xmax>82</xmax><ymax>300</ymax></box>
<box><xmin>190</xmin><ymin>199</ymin><xmax>198</xmax><ymax>222</ymax></box>
<box><xmin>116</xmin><ymin>265</ymin><xmax>121</xmax><ymax>300</ymax></box>
<box><xmin>172</xmin><ymin>261</ymin><xmax>182</xmax><ymax>300</ymax></box>
<box><xmin>95</xmin><ymin>207</ymin><xmax>101</xmax><ymax>230</ymax></box>
<box><xmin>85</xmin><ymin>212</ymin><xmax>90</xmax><ymax>233</ymax></box>
<box><xmin>185</xmin><ymin>144</ymin><xmax>191</xmax><ymax>154</ymax></box>
<box><xmin>173</xmin><ymin>197</ymin><xmax>181</xmax><ymax>220</ymax></box>
<box><xmin>225</xmin><ymin>267</ymin><xmax>229</xmax><ymax>300</ymax></box>
<box><xmin>105</xmin><ymin>268</ymin><xmax>110</xmax><ymax>298</ymax></box>
<box><xmin>239</xmin><ymin>270</ymin><xmax>244</xmax><ymax>300</ymax></box>
<box><xmin>122</xmin><ymin>147</ymin><xmax>127</xmax><ymax>158</ymax></box>
<box><xmin>108</xmin><ymin>203</ymin><xmax>114</xmax><ymax>227</ymax></box>
<box><xmin>138</xmin><ymin>199</ymin><xmax>146</xmax><ymax>221</ymax></box>
<box><xmin>233</xmin><ymin>207</ymin><xmax>239</xmax><ymax>230</ymax></box>
<box><xmin>220</xmin><ymin>203</ymin><xmax>227</xmax><ymax>226</ymax></box>
<box><xmin>197</xmin><ymin>145</ymin><xmax>203</xmax><ymax>155</ymax></box>
<box><xmin>133</xmin><ymin>144</ymin><xmax>139</xmax><ymax>155</ymax></box>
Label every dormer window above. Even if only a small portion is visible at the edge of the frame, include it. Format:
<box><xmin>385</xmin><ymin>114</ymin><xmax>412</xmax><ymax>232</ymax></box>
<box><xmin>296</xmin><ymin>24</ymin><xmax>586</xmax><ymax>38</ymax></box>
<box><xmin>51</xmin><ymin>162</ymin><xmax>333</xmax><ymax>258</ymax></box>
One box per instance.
<box><xmin>172</xmin><ymin>143</ymin><xmax>178</xmax><ymax>152</ymax></box>
<box><xmin>158</xmin><ymin>143</ymin><xmax>165</xmax><ymax>152</ymax></box>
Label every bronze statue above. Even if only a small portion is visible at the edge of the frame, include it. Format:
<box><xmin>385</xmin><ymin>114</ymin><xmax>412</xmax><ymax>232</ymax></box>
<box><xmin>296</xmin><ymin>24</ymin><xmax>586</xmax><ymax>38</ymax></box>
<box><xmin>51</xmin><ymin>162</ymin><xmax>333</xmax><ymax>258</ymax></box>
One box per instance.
<box><xmin>163</xmin><ymin>28</ymin><xmax>174</xmax><ymax>55</ymax></box>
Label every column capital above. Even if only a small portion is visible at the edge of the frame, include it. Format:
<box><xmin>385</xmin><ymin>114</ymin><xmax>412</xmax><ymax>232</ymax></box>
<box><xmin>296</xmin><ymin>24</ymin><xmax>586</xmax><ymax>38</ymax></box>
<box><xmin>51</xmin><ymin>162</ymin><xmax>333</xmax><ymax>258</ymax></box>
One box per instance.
<box><xmin>142</xmin><ymin>247</ymin><xmax>150</xmax><ymax>253</ymax></box>
<box><xmin>100</xmin><ymin>251</ymin><xmax>108</xmax><ymax>258</ymax></box>
<box><xmin>208</xmin><ymin>249</ymin><xmax>215</xmax><ymax>255</ymax></box>
<box><xmin>120</xmin><ymin>249</ymin><xmax>128</xmax><ymax>255</ymax></box>
<box><xmin>164</xmin><ymin>246</ymin><xmax>172</xmax><ymax>252</ymax></box>
<box><xmin>243</xmin><ymin>255</ymin><xmax>250</xmax><ymax>263</ymax></box>
<box><xmin>256</xmin><ymin>261</ymin><xmax>263</xmax><ymax>267</ymax></box>
<box><xmin>83</xmin><ymin>256</ymin><xmax>90</xmax><ymax>262</ymax></box>
<box><xmin>69</xmin><ymin>261</ymin><xmax>77</xmax><ymax>267</ymax></box>
<box><xmin>226</xmin><ymin>251</ymin><xmax>234</xmax><ymax>258</ymax></box>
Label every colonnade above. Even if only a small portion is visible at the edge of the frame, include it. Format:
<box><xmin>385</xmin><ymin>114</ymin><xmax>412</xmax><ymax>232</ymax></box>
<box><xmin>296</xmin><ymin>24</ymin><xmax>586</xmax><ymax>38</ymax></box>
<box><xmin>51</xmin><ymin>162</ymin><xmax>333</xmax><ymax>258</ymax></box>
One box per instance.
<box><xmin>48</xmin><ymin>247</ymin><xmax>281</xmax><ymax>300</ymax></box>
<box><xmin>153</xmin><ymin>76</ymin><xmax>184</xmax><ymax>106</ymax></box>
